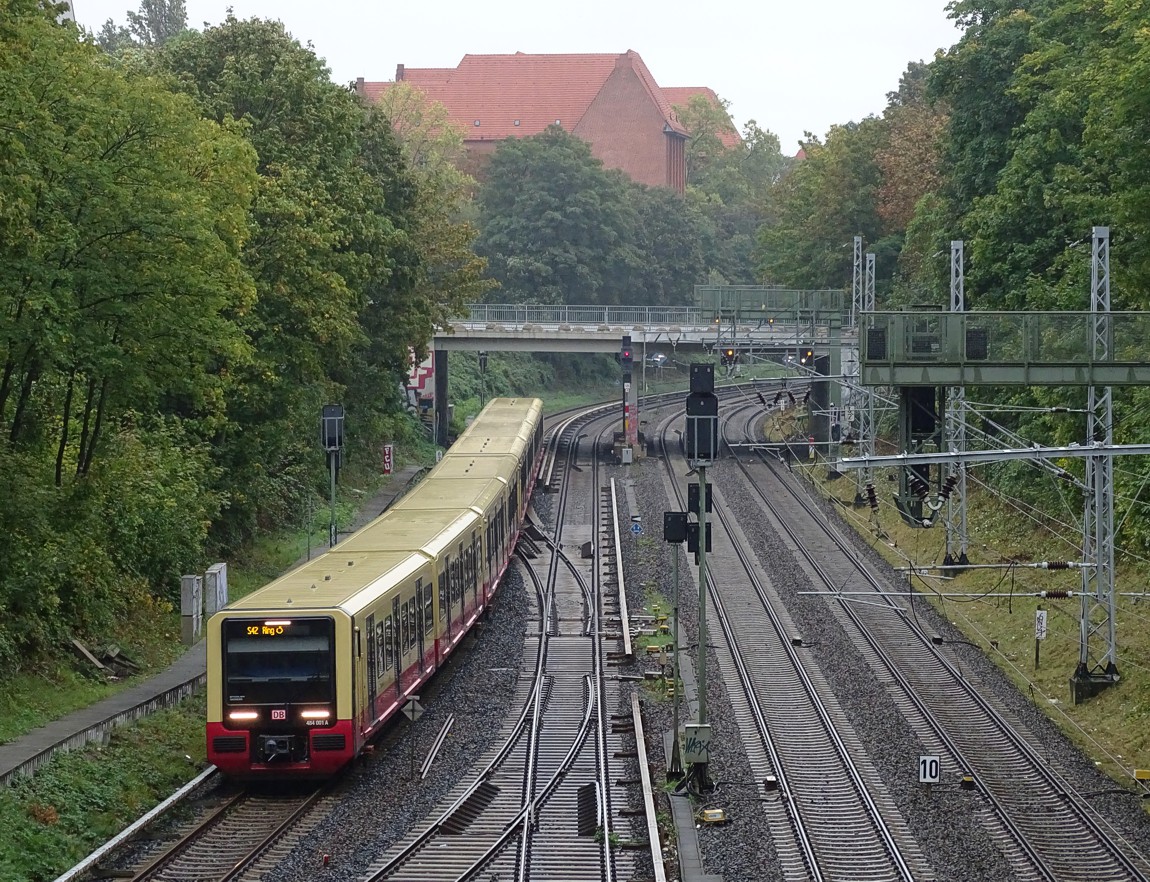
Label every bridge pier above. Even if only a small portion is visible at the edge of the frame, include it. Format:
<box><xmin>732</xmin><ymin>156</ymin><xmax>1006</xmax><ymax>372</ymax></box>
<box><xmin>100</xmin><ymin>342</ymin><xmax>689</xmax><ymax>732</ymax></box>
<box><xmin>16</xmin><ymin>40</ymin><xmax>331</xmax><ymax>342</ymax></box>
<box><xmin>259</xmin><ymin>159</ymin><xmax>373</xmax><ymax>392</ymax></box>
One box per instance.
<box><xmin>435</xmin><ymin>350</ymin><xmax>449</xmax><ymax>449</ymax></box>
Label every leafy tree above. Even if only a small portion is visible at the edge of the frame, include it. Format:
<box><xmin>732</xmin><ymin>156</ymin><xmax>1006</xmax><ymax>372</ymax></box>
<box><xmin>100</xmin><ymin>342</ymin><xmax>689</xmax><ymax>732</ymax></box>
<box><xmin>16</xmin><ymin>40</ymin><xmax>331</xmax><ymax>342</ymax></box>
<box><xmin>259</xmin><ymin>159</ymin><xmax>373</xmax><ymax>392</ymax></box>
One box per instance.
<box><xmin>630</xmin><ymin>186</ymin><xmax>707</xmax><ymax>305</ymax></box>
<box><xmin>158</xmin><ymin>16</ymin><xmax>436</xmax><ymax>543</ymax></box>
<box><xmin>369</xmin><ymin>82</ymin><xmax>494</xmax><ymax>346</ymax></box>
<box><xmin>94</xmin><ymin>19</ymin><xmax>133</xmax><ymax>52</ymax></box>
<box><xmin>756</xmin><ymin>118</ymin><xmax>888</xmax><ymax>289</ymax></box>
<box><xmin>0</xmin><ymin>0</ymin><xmax>255</xmax><ymax>474</ymax></box>
<box><xmin>0</xmin><ymin>0</ymin><xmax>255</xmax><ymax>662</ymax></box>
<box><xmin>674</xmin><ymin>93</ymin><xmax>740</xmax><ymax>186</ymax></box>
<box><xmin>475</xmin><ymin>126</ymin><xmax>642</xmax><ymax>305</ymax></box>
<box><xmin>126</xmin><ymin>0</ymin><xmax>186</xmax><ymax>46</ymax></box>
<box><xmin>672</xmin><ymin>92</ymin><xmax>789</xmax><ymax>284</ymax></box>
<box><xmin>875</xmin><ymin>62</ymin><xmax>948</xmax><ymax>232</ymax></box>
<box><xmin>929</xmin><ymin>1</ymin><xmax>1037</xmax><ymax>216</ymax></box>
<box><xmin>94</xmin><ymin>0</ymin><xmax>186</xmax><ymax>51</ymax></box>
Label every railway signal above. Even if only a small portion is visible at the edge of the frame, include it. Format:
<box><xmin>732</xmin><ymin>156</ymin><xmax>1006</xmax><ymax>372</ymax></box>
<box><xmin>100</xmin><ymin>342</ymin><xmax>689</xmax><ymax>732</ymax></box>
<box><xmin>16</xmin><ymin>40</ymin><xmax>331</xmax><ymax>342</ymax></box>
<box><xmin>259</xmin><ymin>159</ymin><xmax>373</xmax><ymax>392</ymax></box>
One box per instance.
<box><xmin>683</xmin><ymin>365</ymin><xmax>717</xmax><ymax>794</ymax></box>
<box><xmin>662</xmin><ymin>511</ymin><xmax>688</xmax><ymax>779</ymax></box>
<box><xmin>321</xmin><ymin>404</ymin><xmax>345</xmax><ymax>547</ymax></box>
<box><xmin>800</xmin><ymin>347</ymin><xmax>814</xmax><ymax>365</ymax></box>
<box><xmin>685</xmin><ymin>365</ymin><xmax>718</xmax><ymax>464</ymax></box>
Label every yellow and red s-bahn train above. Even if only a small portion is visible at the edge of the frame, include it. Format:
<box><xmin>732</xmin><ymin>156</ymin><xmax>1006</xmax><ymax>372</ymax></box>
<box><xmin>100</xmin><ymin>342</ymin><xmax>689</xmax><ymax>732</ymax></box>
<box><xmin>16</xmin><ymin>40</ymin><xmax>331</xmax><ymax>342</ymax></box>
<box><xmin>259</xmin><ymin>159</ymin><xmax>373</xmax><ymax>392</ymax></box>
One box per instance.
<box><xmin>206</xmin><ymin>397</ymin><xmax>545</xmax><ymax>778</ymax></box>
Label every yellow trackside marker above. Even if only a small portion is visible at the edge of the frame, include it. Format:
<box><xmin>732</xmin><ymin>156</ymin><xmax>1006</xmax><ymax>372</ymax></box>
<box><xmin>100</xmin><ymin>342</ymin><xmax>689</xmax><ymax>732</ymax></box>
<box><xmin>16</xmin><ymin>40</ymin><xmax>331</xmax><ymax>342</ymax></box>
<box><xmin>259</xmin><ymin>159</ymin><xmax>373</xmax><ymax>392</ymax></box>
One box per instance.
<box><xmin>1135</xmin><ymin>769</ymin><xmax>1150</xmax><ymax>781</ymax></box>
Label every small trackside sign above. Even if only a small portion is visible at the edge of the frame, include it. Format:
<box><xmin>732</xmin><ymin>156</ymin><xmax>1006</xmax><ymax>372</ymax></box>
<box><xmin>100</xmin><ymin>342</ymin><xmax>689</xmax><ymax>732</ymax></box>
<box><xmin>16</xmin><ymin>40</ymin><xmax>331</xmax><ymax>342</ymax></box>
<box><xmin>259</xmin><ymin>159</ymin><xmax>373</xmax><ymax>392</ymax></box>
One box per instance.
<box><xmin>402</xmin><ymin>697</ymin><xmax>424</xmax><ymax>721</ymax></box>
<box><xmin>919</xmin><ymin>755</ymin><xmax>941</xmax><ymax>784</ymax></box>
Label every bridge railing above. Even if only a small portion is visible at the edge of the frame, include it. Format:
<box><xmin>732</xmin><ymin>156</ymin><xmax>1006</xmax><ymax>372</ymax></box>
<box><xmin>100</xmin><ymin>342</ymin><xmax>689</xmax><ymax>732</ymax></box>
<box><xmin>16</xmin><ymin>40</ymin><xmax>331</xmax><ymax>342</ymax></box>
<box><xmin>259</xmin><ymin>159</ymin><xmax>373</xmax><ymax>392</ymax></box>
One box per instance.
<box><xmin>463</xmin><ymin>304</ymin><xmax>706</xmax><ymax>328</ymax></box>
<box><xmin>863</xmin><ymin>310</ymin><xmax>1150</xmax><ymax>366</ymax></box>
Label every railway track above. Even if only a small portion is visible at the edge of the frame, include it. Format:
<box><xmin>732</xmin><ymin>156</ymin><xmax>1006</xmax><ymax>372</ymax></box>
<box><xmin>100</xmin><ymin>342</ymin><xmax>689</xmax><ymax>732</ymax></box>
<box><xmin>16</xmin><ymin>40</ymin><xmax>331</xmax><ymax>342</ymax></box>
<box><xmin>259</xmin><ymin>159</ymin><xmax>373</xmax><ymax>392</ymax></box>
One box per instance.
<box><xmin>721</xmin><ymin>405</ymin><xmax>1150</xmax><ymax>882</ymax></box>
<box><xmin>360</xmin><ymin>410</ymin><xmax>638</xmax><ymax>882</ymax></box>
<box><xmin>115</xmin><ymin>784</ymin><xmax>330</xmax><ymax>882</ymax></box>
<box><xmin>655</xmin><ymin>407</ymin><xmax>925</xmax><ymax>882</ymax></box>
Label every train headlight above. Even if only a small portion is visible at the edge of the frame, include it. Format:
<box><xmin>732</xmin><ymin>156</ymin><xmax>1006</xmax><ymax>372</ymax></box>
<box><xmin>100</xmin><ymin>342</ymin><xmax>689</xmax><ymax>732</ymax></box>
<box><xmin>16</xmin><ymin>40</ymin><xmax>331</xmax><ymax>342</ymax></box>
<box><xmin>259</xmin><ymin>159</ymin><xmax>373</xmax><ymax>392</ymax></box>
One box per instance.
<box><xmin>228</xmin><ymin>710</ymin><xmax>259</xmax><ymax>721</ymax></box>
<box><xmin>300</xmin><ymin>709</ymin><xmax>331</xmax><ymax>720</ymax></box>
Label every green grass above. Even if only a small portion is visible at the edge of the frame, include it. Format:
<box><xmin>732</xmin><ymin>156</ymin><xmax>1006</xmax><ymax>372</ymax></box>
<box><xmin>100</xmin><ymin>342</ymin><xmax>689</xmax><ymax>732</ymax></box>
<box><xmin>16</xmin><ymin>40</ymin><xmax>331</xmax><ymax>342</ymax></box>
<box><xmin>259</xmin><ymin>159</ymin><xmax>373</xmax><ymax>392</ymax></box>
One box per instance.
<box><xmin>797</xmin><ymin>458</ymin><xmax>1150</xmax><ymax>800</ymax></box>
<box><xmin>0</xmin><ymin>594</ymin><xmax>184</xmax><ymax>746</ymax></box>
<box><xmin>0</xmin><ymin>693</ymin><xmax>206</xmax><ymax>882</ymax></box>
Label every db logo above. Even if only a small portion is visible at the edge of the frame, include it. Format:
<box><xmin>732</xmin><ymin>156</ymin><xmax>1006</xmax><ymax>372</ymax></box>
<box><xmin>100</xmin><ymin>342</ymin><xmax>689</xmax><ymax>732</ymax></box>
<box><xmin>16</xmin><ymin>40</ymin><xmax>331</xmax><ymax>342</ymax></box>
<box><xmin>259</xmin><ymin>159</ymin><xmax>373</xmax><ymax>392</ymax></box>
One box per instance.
<box><xmin>271</xmin><ymin>709</ymin><xmax>287</xmax><ymax>720</ymax></box>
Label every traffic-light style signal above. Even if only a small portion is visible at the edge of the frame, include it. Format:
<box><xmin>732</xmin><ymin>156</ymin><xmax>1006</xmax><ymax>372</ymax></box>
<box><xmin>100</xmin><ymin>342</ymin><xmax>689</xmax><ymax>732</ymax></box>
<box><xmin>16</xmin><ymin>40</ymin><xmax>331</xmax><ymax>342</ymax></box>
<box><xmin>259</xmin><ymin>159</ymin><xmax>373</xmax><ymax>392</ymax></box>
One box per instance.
<box><xmin>621</xmin><ymin>335</ymin><xmax>633</xmax><ymax>367</ymax></box>
<box><xmin>720</xmin><ymin>348</ymin><xmax>736</xmax><ymax>366</ymax></box>
<box><xmin>800</xmin><ymin>347</ymin><xmax>814</xmax><ymax>365</ymax></box>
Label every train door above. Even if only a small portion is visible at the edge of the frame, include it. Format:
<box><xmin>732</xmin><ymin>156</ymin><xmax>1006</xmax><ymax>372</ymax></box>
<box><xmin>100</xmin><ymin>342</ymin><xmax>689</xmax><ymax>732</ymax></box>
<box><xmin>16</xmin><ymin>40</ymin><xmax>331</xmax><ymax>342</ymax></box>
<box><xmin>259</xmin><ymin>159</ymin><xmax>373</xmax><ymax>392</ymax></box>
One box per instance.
<box><xmin>455</xmin><ymin>543</ymin><xmax>465</xmax><ymax>615</ymax></box>
<box><xmin>421</xmin><ymin>576</ymin><xmax>434</xmax><ymax>667</ymax></box>
<box><xmin>439</xmin><ymin>567</ymin><xmax>450</xmax><ymax>638</ymax></box>
<box><xmin>366</xmin><ymin>613</ymin><xmax>378</xmax><ymax>720</ymax></box>
<box><xmin>391</xmin><ymin>596</ymin><xmax>401</xmax><ymax>697</ymax></box>
<box><xmin>415</xmin><ymin>578</ymin><xmax>425</xmax><ymax>672</ymax></box>
<box><xmin>469</xmin><ymin>530</ymin><xmax>480</xmax><ymax>604</ymax></box>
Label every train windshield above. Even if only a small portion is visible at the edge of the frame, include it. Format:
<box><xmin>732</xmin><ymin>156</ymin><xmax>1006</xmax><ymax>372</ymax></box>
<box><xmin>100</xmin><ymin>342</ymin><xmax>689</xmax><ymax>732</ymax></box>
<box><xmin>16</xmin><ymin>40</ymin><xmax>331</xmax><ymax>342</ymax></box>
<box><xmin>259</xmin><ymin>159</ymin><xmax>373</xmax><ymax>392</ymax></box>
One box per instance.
<box><xmin>223</xmin><ymin>617</ymin><xmax>335</xmax><ymax>705</ymax></box>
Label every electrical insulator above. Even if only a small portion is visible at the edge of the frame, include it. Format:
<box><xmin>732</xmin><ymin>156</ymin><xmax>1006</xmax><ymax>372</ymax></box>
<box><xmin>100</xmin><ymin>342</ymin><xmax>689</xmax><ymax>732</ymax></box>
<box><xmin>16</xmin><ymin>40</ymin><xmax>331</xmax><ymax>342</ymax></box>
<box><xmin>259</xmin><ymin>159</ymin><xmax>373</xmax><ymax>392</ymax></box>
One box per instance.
<box><xmin>802</xmin><ymin>389</ymin><xmax>810</xmax><ymax>404</ymax></box>
<box><xmin>1041</xmin><ymin>561</ymin><xmax>1072</xmax><ymax>570</ymax></box>
<box><xmin>757</xmin><ymin>392</ymin><xmax>767</xmax><ymax>406</ymax></box>
<box><xmin>865</xmin><ymin>483</ymin><xmax>879</xmax><ymax>510</ymax></box>
<box><xmin>1041</xmin><ymin>590</ymin><xmax>1071</xmax><ymax>598</ymax></box>
<box><xmin>940</xmin><ymin>474</ymin><xmax>959</xmax><ymax>499</ymax></box>
<box><xmin>910</xmin><ymin>476</ymin><xmax>929</xmax><ymax>499</ymax></box>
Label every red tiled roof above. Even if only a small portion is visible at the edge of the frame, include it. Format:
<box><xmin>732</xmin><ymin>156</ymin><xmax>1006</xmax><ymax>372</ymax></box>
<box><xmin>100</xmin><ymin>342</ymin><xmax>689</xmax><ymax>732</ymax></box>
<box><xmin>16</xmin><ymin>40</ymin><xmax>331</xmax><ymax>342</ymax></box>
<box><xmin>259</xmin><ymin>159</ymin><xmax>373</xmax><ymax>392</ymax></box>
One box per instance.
<box><xmin>663</xmin><ymin>86</ymin><xmax>742</xmax><ymax>148</ymax></box>
<box><xmin>362</xmin><ymin>51</ymin><xmax>687</xmax><ymax>142</ymax></box>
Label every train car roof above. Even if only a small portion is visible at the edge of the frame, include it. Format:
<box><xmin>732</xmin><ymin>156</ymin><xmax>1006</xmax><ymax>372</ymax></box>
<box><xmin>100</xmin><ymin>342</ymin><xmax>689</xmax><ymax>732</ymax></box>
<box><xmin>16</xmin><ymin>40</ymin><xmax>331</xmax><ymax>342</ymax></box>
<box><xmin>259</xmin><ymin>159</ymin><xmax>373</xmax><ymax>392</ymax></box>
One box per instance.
<box><xmin>418</xmin><ymin>454</ymin><xmax>518</xmax><ymax>481</ymax></box>
<box><xmin>225</xmin><ymin>549</ymin><xmax>426</xmax><ymax>611</ymax></box>
<box><xmin>454</xmin><ymin>398</ymin><xmax>542</xmax><ymax>445</ymax></box>
<box><xmin>446</xmin><ymin>431</ymin><xmax>529</xmax><ymax>458</ymax></box>
<box><xmin>339</xmin><ymin>506</ymin><xmax>481</xmax><ymax>557</ymax></box>
<box><xmin>391</xmin><ymin>474</ymin><xmax>505</xmax><ymax>513</ymax></box>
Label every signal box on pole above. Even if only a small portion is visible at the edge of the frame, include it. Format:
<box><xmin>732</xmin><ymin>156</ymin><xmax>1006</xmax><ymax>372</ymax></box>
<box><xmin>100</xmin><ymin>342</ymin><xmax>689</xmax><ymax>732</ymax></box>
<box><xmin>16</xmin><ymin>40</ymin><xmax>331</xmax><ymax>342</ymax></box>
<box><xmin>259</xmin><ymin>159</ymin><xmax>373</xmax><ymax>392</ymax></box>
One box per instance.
<box><xmin>686</xmin><ymin>365</ymin><xmax>718</xmax><ymax>463</ymax></box>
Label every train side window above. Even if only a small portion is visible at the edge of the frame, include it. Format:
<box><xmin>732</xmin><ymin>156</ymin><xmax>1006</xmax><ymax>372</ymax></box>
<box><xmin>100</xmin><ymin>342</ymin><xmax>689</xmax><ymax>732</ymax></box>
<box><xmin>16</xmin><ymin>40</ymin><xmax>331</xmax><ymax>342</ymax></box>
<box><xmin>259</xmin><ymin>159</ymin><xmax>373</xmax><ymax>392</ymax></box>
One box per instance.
<box><xmin>401</xmin><ymin>601</ymin><xmax>410</xmax><ymax>652</ymax></box>
<box><xmin>383</xmin><ymin>617</ymin><xmax>393</xmax><ymax>669</ymax></box>
<box><xmin>472</xmin><ymin>533</ymin><xmax>482</xmax><ymax>584</ymax></box>
<box><xmin>423</xmin><ymin>580</ymin><xmax>434</xmax><ymax>634</ymax></box>
<box><xmin>465</xmin><ymin>543</ymin><xmax>474</xmax><ymax>593</ymax></box>
<box><xmin>439</xmin><ymin>571</ymin><xmax>447</xmax><ymax>621</ymax></box>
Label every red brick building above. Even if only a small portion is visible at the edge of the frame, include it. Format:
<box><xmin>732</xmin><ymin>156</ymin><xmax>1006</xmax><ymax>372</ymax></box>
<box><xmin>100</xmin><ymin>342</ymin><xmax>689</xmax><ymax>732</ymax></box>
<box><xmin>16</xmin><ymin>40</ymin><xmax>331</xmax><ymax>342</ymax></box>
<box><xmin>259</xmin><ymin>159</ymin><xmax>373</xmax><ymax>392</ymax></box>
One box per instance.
<box><xmin>662</xmin><ymin>86</ymin><xmax>743</xmax><ymax>149</ymax></box>
<box><xmin>356</xmin><ymin>51</ymin><xmax>709</xmax><ymax>193</ymax></box>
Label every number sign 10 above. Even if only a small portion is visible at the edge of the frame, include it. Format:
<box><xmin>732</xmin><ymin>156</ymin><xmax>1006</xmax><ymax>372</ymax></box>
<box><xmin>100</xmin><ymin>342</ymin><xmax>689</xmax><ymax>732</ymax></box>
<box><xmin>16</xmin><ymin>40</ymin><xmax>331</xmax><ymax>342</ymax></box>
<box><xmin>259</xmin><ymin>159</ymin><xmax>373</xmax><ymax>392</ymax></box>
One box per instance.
<box><xmin>919</xmin><ymin>755</ymin><xmax>941</xmax><ymax>784</ymax></box>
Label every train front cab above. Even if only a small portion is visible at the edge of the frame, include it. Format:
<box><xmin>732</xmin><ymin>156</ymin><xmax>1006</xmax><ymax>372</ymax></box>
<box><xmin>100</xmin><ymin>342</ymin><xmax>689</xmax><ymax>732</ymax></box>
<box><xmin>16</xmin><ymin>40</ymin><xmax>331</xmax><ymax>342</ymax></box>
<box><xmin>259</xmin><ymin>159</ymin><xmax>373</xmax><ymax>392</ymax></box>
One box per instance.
<box><xmin>206</xmin><ymin>608</ymin><xmax>356</xmax><ymax>778</ymax></box>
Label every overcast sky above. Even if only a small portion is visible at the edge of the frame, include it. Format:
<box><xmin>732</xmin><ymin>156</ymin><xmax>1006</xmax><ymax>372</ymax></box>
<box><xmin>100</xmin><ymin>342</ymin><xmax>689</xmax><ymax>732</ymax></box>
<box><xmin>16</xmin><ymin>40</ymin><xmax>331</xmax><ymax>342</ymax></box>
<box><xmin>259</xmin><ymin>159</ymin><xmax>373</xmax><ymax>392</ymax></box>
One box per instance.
<box><xmin>72</xmin><ymin>0</ymin><xmax>963</xmax><ymax>152</ymax></box>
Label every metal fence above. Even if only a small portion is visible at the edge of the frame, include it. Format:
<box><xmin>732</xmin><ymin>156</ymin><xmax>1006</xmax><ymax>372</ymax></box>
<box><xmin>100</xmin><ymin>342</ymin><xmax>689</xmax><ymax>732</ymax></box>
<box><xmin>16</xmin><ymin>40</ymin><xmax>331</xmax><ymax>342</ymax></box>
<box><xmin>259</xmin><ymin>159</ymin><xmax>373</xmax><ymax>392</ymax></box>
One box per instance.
<box><xmin>462</xmin><ymin>304</ymin><xmax>706</xmax><ymax>327</ymax></box>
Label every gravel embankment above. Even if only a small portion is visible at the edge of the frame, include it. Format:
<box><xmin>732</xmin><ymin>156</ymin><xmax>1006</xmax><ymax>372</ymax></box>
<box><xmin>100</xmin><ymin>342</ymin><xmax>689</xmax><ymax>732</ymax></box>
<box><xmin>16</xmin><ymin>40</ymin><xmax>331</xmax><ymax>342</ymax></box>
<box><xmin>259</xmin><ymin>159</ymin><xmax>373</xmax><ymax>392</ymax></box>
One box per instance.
<box><xmin>264</xmin><ymin>417</ymin><xmax>1150</xmax><ymax>882</ymax></box>
<box><xmin>272</xmin><ymin>562</ymin><xmax>533</xmax><ymax>882</ymax></box>
<box><xmin>617</xmin><ymin>399</ymin><xmax>1150</xmax><ymax>881</ymax></box>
